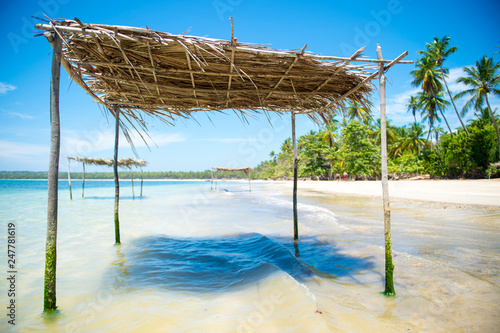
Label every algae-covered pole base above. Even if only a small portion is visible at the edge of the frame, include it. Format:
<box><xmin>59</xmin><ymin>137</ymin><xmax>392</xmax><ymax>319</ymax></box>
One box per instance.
<box><xmin>44</xmin><ymin>31</ymin><xmax>62</xmax><ymax>311</ymax></box>
<box><xmin>291</xmin><ymin>111</ymin><xmax>299</xmax><ymax>241</ymax></box>
<box><xmin>113</xmin><ymin>107</ymin><xmax>121</xmax><ymax>245</ymax></box>
<box><xmin>378</xmin><ymin>44</ymin><xmax>395</xmax><ymax>296</ymax></box>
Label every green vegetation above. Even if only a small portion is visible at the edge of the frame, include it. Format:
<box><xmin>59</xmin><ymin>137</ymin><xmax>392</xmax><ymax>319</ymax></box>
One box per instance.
<box><xmin>255</xmin><ymin>36</ymin><xmax>499</xmax><ymax>180</ymax></box>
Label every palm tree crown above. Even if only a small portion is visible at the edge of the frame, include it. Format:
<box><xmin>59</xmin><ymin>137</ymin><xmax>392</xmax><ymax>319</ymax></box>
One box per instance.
<box><xmin>346</xmin><ymin>101</ymin><xmax>372</xmax><ymax>123</ymax></box>
<box><xmin>410</xmin><ymin>54</ymin><xmax>444</xmax><ymax>95</ymax></box>
<box><xmin>455</xmin><ymin>55</ymin><xmax>500</xmax><ymax>115</ymax></box>
<box><xmin>455</xmin><ymin>55</ymin><xmax>500</xmax><ymax>156</ymax></box>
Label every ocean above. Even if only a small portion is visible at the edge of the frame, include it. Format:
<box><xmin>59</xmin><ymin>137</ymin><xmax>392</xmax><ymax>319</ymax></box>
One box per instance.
<box><xmin>0</xmin><ymin>179</ymin><xmax>499</xmax><ymax>332</ymax></box>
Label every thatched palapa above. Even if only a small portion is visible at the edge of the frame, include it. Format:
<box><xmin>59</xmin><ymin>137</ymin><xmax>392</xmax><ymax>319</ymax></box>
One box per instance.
<box><xmin>211</xmin><ymin>167</ymin><xmax>253</xmax><ymax>192</ymax></box>
<box><xmin>33</xmin><ymin>18</ymin><xmax>394</xmax><ymax>127</ymax></box>
<box><xmin>67</xmin><ymin>156</ymin><xmax>147</xmax><ymax>168</ymax></box>
<box><xmin>66</xmin><ymin>156</ymin><xmax>147</xmax><ymax>200</ymax></box>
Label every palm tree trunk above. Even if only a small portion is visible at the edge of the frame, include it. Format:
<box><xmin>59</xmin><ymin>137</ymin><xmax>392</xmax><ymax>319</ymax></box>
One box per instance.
<box><xmin>486</xmin><ymin>96</ymin><xmax>500</xmax><ymax>158</ymax></box>
<box><xmin>440</xmin><ymin>64</ymin><xmax>469</xmax><ymax>135</ymax></box>
<box><xmin>425</xmin><ymin>123</ymin><xmax>433</xmax><ymax>149</ymax></box>
<box><xmin>44</xmin><ymin>32</ymin><xmax>62</xmax><ymax>312</ymax></box>
<box><xmin>438</xmin><ymin>107</ymin><xmax>453</xmax><ymax>134</ymax></box>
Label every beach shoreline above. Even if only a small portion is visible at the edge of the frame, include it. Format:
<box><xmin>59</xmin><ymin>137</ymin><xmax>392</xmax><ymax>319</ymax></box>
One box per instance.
<box><xmin>263</xmin><ymin>179</ymin><xmax>500</xmax><ymax>208</ymax></box>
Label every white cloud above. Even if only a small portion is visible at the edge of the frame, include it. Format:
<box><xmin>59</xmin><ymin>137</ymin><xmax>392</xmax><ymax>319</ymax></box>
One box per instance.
<box><xmin>61</xmin><ymin>130</ymin><xmax>186</xmax><ymax>156</ymax></box>
<box><xmin>0</xmin><ymin>82</ymin><xmax>16</xmax><ymax>94</ymax></box>
<box><xmin>7</xmin><ymin>112</ymin><xmax>34</xmax><ymax>119</ymax></box>
<box><xmin>445</xmin><ymin>66</ymin><xmax>469</xmax><ymax>94</ymax></box>
<box><xmin>0</xmin><ymin>140</ymin><xmax>48</xmax><ymax>160</ymax></box>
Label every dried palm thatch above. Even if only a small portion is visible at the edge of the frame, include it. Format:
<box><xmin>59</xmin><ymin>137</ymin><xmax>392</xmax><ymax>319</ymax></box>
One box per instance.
<box><xmin>34</xmin><ymin>18</ymin><xmax>390</xmax><ymax>128</ymax></box>
<box><xmin>68</xmin><ymin>156</ymin><xmax>147</xmax><ymax>168</ymax></box>
<box><xmin>213</xmin><ymin>167</ymin><xmax>253</xmax><ymax>175</ymax></box>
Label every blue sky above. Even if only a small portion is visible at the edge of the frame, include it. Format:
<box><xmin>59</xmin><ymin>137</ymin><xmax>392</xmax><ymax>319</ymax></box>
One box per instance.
<box><xmin>1</xmin><ymin>0</ymin><xmax>499</xmax><ymax>172</ymax></box>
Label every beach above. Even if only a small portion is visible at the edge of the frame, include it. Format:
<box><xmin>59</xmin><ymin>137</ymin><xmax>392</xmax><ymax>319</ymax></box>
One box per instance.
<box><xmin>1</xmin><ymin>179</ymin><xmax>499</xmax><ymax>332</ymax></box>
<box><xmin>271</xmin><ymin>178</ymin><xmax>500</xmax><ymax>207</ymax></box>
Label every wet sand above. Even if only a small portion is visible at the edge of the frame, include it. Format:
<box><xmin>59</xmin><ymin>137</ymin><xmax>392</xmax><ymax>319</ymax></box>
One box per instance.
<box><xmin>260</xmin><ymin>178</ymin><xmax>500</xmax><ymax>332</ymax></box>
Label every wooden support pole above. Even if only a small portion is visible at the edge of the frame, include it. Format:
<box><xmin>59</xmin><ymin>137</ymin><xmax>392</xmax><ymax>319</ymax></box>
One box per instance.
<box><xmin>378</xmin><ymin>44</ymin><xmax>395</xmax><ymax>296</ymax></box>
<box><xmin>67</xmin><ymin>157</ymin><xmax>72</xmax><ymax>200</ymax></box>
<box><xmin>292</xmin><ymin>111</ymin><xmax>299</xmax><ymax>241</ymax></box>
<box><xmin>44</xmin><ymin>31</ymin><xmax>62</xmax><ymax>312</ymax></box>
<box><xmin>140</xmin><ymin>166</ymin><xmax>144</xmax><ymax>197</ymax></box>
<box><xmin>113</xmin><ymin>107</ymin><xmax>121</xmax><ymax>244</ymax></box>
<box><xmin>130</xmin><ymin>168</ymin><xmax>135</xmax><ymax>200</ymax></box>
<box><xmin>211</xmin><ymin>169</ymin><xmax>213</xmax><ymax>190</ymax></box>
<box><xmin>82</xmin><ymin>162</ymin><xmax>85</xmax><ymax>197</ymax></box>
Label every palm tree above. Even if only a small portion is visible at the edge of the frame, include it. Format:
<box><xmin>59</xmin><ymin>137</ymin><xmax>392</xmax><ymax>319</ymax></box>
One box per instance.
<box><xmin>425</xmin><ymin>36</ymin><xmax>468</xmax><ymax>134</ymax></box>
<box><xmin>411</xmin><ymin>54</ymin><xmax>443</xmax><ymax>96</ymax></box>
<box><xmin>347</xmin><ymin>101</ymin><xmax>372</xmax><ymax>123</ymax></box>
<box><xmin>392</xmin><ymin>122</ymin><xmax>428</xmax><ymax>157</ymax></box>
<box><xmin>471</xmin><ymin>107</ymin><xmax>498</xmax><ymax>125</ymax></box>
<box><xmin>411</xmin><ymin>53</ymin><xmax>453</xmax><ymax>134</ymax></box>
<box><xmin>406</xmin><ymin>95</ymin><xmax>420</xmax><ymax>123</ymax></box>
<box><xmin>455</xmin><ymin>55</ymin><xmax>500</xmax><ymax>156</ymax></box>
<box><xmin>373</xmin><ymin>118</ymin><xmax>396</xmax><ymax>146</ymax></box>
<box><xmin>320</xmin><ymin>121</ymin><xmax>339</xmax><ymax>148</ymax></box>
<box><xmin>430</xmin><ymin>126</ymin><xmax>445</xmax><ymax>143</ymax></box>
<box><xmin>418</xmin><ymin>91</ymin><xmax>451</xmax><ymax>140</ymax></box>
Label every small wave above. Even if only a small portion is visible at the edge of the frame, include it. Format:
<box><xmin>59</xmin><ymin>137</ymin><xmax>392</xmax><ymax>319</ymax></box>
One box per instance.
<box><xmin>252</xmin><ymin>195</ymin><xmax>348</xmax><ymax>232</ymax></box>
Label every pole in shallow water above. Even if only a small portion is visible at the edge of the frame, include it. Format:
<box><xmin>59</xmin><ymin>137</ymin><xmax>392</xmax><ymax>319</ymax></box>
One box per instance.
<box><xmin>140</xmin><ymin>166</ymin><xmax>144</xmax><ymax>197</ymax></box>
<box><xmin>291</xmin><ymin>111</ymin><xmax>299</xmax><ymax>241</ymax></box>
<box><xmin>113</xmin><ymin>106</ymin><xmax>121</xmax><ymax>245</ymax></box>
<box><xmin>378</xmin><ymin>44</ymin><xmax>395</xmax><ymax>296</ymax></box>
<box><xmin>44</xmin><ymin>31</ymin><xmax>62</xmax><ymax>312</ymax></box>
<box><xmin>130</xmin><ymin>167</ymin><xmax>135</xmax><ymax>200</ymax></box>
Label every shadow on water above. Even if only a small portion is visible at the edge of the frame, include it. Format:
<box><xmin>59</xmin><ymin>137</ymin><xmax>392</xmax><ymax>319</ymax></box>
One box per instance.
<box><xmin>284</xmin><ymin>237</ymin><xmax>376</xmax><ymax>279</ymax></box>
<box><xmin>106</xmin><ymin>233</ymin><xmax>375</xmax><ymax>293</ymax></box>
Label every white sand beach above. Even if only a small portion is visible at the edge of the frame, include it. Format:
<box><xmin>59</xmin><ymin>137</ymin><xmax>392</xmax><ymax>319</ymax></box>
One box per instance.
<box><xmin>271</xmin><ymin>179</ymin><xmax>500</xmax><ymax>207</ymax></box>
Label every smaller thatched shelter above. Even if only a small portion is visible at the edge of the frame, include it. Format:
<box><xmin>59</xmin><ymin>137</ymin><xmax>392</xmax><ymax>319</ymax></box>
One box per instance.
<box><xmin>212</xmin><ymin>167</ymin><xmax>253</xmax><ymax>191</ymax></box>
<box><xmin>67</xmin><ymin>156</ymin><xmax>148</xmax><ymax>199</ymax></box>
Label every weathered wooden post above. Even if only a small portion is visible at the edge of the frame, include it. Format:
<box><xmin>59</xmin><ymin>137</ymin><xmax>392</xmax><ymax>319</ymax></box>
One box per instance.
<box><xmin>140</xmin><ymin>166</ymin><xmax>144</xmax><ymax>197</ymax></box>
<box><xmin>377</xmin><ymin>44</ymin><xmax>395</xmax><ymax>296</ymax></box>
<box><xmin>291</xmin><ymin>111</ymin><xmax>299</xmax><ymax>241</ymax></box>
<box><xmin>67</xmin><ymin>157</ymin><xmax>72</xmax><ymax>200</ymax></box>
<box><xmin>113</xmin><ymin>107</ymin><xmax>121</xmax><ymax>244</ymax></box>
<box><xmin>44</xmin><ymin>30</ymin><xmax>62</xmax><ymax>311</ymax></box>
<box><xmin>130</xmin><ymin>167</ymin><xmax>135</xmax><ymax>200</ymax></box>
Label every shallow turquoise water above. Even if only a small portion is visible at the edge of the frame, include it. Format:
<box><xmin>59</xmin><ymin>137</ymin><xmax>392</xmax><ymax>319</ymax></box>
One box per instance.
<box><xmin>1</xmin><ymin>179</ymin><xmax>499</xmax><ymax>332</ymax></box>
